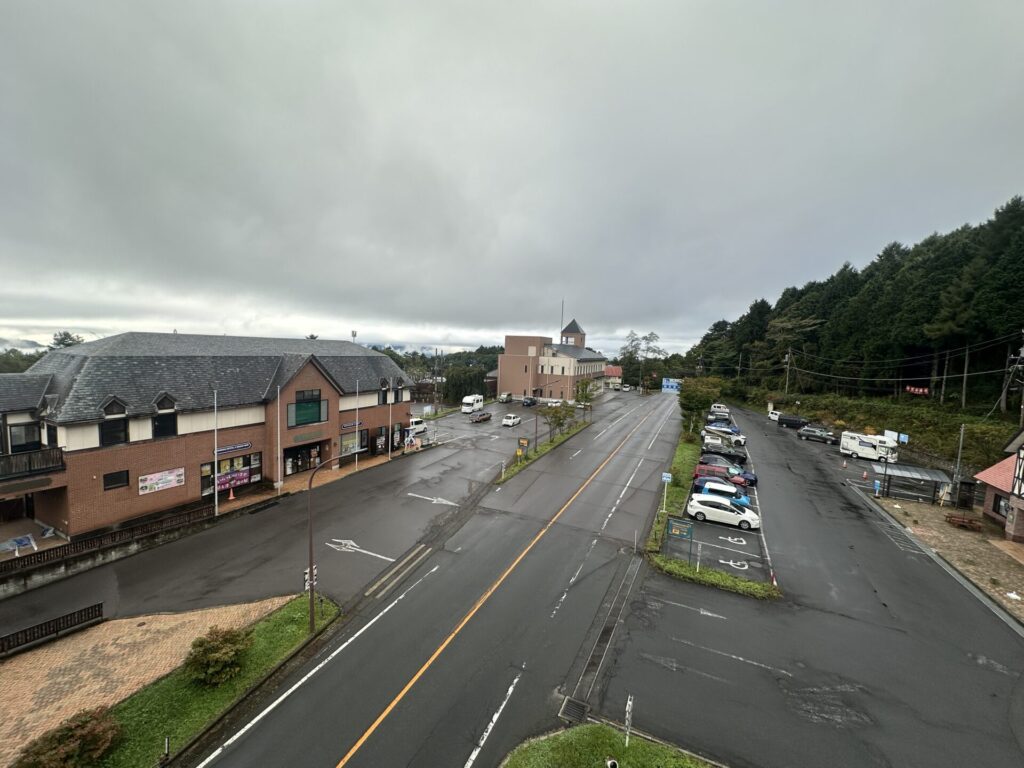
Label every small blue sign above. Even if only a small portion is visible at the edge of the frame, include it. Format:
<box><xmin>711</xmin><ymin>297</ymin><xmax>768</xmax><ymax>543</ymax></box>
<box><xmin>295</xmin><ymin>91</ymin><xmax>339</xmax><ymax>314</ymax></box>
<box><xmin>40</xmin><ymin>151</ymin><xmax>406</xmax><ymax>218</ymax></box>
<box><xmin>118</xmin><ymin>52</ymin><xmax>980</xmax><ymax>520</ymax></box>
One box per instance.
<box><xmin>216</xmin><ymin>441</ymin><xmax>251</xmax><ymax>455</ymax></box>
<box><xmin>662</xmin><ymin>472</ymin><xmax>673</xmax><ymax>483</ymax></box>
<box><xmin>661</xmin><ymin>377</ymin><xmax>682</xmax><ymax>393</ymax></box>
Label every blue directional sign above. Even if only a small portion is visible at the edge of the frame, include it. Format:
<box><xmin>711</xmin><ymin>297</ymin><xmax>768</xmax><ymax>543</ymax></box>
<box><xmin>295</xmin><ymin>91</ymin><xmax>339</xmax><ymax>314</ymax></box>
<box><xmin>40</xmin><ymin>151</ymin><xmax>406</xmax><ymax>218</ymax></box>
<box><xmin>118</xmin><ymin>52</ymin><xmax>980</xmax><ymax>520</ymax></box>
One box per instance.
<box><xmin>662</xmin><ymin>472</ymin><xmax>672</xmax><ymax>484</ymax></box>
<box><xmin>661</xmin><ymin>377</ymin><xmax>682</xmax><ymax>393</ymax></box>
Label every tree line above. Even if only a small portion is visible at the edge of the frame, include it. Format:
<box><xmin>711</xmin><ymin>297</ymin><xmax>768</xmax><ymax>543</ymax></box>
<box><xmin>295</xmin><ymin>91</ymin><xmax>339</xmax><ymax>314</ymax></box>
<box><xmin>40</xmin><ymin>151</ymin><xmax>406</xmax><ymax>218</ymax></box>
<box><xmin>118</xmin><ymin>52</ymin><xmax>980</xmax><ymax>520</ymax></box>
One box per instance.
<box><xmin>677</xmin><ymin>196</ymin><xmax>1024</xmax><ymax>413</ymax></box>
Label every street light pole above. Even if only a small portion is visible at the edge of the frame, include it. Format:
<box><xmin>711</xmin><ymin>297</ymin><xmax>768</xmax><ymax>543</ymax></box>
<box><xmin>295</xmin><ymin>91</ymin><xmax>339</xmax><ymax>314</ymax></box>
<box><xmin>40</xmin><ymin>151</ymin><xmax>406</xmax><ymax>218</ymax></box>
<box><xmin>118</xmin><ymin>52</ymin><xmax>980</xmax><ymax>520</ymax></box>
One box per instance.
<box><xmin>306</xmin><ymin>455</ymin><xmax>344</xmax><ymax>633</ymax></box>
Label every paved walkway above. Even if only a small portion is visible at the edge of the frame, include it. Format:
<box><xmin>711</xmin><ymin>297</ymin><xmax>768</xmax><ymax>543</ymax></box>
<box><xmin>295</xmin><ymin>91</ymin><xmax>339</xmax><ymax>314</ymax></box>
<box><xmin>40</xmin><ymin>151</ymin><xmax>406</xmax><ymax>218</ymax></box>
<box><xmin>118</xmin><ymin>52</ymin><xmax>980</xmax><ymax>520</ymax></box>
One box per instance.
<box><xmin>879</xmin><ymin>499</ymin><xmax>1024</xmax><ymax>624</ymax></box>
<box><xmin>0</xmin><ymin>596</ymin><xmax>292</xmax><ymax>768</ymax></box>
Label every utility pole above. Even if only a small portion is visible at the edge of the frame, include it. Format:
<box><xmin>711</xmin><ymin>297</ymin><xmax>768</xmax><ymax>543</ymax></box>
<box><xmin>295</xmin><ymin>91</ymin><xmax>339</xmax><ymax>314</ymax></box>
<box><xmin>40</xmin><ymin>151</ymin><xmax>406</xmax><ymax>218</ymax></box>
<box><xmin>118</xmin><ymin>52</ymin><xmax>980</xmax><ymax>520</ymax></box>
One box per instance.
<box><xmin>940</xmin><ymin>350</ymin><xmax>950</xmax><ymax>404</ymax></box>
<box><xmin>961</xmin><ymin>344</ymin><xmax>969</xmax><ymax>410</ymax></box>
<box><xmin>952</xmin><ymin>423</ymin><xmax>966</xmax><ymax>505</ymax></box>
<box><xmin>737</xmin><ymin>351</ymin><xmax>743</xmax><ymax>381</ymax></box>
<box><xmin>784</xmin><ymin>348</ymin><xmax>792</xmax><ymax>395</ymax></box>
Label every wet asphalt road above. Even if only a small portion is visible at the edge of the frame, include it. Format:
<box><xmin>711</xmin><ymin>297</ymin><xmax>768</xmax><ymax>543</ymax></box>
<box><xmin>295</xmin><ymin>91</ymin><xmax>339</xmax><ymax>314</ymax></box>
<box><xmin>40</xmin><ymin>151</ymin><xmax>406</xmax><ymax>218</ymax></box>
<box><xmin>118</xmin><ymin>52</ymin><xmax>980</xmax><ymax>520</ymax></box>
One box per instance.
<box><xmin>1</xmin><ymin>399</ymin><xmax>597</xmax><ymax>632</ymax></box>
<box><xmin>187</xmin><ymin>392</ymin><xmax>682</xmax><ymax>768</ymax></box>
<box><xmin>599</xmin><ymin>406</ymin><xmax>1024</xmax><ymax>768</ymax></box>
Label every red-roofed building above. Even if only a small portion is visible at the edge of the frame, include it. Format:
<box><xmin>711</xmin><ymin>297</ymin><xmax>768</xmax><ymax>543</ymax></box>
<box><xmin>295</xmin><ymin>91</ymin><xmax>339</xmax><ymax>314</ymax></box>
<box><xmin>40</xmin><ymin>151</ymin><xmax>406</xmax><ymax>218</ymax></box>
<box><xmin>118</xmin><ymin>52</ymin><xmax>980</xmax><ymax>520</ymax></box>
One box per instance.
<box><xmin>974</xmin><ymin>454</ymin><xmax>1015</xmax><ymax>528</ymax></box>
<box><xmin>604</xmin><ymin>365</ymin><xmax>623</xmax><ymax>390</ymax></box>
<box><xmin>974</xmin><ymin>427</ymin><xmax>1024</xmax><ymax>542</ymax></box>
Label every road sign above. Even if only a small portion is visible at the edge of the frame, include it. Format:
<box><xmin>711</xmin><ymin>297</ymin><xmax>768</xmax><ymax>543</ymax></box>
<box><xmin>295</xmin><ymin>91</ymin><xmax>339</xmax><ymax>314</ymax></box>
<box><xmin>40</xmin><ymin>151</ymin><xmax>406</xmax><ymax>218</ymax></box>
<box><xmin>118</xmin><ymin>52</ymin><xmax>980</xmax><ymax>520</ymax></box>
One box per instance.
<box><xmin>661</xmin><ymin>472</ymin><xmax>672</xmax><ymax>483</ymax></box>
<box><xmin>516</xmin><ymin>448</ymin><xmax>523</xmax><ymax>457</ymax></box>
<box><xmin>518</xmin><ymin>437</ymin><xmax>529</xmax><ymax>447</ymax></box>
<box><xmin>666</xmin><ymin>516</ymin><xmax>693</xmax><ymax>539</ymax></box>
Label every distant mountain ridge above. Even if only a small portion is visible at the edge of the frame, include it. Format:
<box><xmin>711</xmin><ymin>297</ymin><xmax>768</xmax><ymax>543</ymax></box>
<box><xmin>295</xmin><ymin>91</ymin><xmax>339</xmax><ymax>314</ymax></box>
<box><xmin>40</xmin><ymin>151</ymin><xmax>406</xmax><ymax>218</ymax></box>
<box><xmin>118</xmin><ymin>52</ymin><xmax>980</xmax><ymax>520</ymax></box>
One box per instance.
<box><xmin>0</xmin><ymin>338</ymin><xmax>46</xmax><ymax>353</ymax></box>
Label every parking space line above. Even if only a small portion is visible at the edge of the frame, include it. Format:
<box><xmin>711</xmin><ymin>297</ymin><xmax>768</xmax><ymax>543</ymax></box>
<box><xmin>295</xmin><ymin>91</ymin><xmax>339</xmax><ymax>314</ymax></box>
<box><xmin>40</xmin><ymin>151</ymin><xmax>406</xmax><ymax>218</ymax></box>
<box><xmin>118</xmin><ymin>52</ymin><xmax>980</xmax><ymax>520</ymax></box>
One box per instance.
<box><xmin>671</xmin><ymin>637</ymin><xmax>792</xmax><ymax>677</ymax></box>
<box><xmin>692</xmin><ymin>539</ymin><xmax>763</xmax><ymax>559</ymax></box>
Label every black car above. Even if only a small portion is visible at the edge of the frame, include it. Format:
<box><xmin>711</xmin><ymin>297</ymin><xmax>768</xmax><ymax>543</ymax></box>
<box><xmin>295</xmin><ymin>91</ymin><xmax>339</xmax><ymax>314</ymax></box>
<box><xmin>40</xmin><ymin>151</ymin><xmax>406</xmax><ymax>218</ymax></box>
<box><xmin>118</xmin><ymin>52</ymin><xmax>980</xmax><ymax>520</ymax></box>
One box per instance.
<box><xmin>777</xmin><ymin>414</ymin><xmax>809</xmax><ymax>429</ymax></box>
<box><xmin>798</xmin><ymin>426</ymin><xmax>836</xmax><ymax>445</ymax></box>
<box><xmin>522</xmin><ymin>396</ymin><xmax>537</xmax><ymax>407</ymax></box>
<box><xmin>700</xmin><ymin>449</ymin><xmax>747</xmax><ymax>467</ymax></box>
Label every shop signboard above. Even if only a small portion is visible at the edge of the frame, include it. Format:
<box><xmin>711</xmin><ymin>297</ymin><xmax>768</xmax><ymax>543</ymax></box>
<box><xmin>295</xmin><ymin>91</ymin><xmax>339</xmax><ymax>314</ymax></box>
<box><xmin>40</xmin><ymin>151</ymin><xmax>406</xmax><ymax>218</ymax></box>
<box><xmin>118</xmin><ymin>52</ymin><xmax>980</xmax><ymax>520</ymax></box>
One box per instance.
<box><xmin>217</xmin><ymin>467</ymin><xmax>251</xmax><ymax>491</ymax></box>
<box><xmin>666</xmin><ymin>516</ymin><xmax>693</xmax><ymax>539</ymax></box>
<box><xmin>216</xmin><ymin>442</ymin><xmax>251</xmax><ymax>456</ymax></box>
<box><xmin>138</xmin><ymin>467</ymin><xmax>185</xmax><ymax>495</ymax></box>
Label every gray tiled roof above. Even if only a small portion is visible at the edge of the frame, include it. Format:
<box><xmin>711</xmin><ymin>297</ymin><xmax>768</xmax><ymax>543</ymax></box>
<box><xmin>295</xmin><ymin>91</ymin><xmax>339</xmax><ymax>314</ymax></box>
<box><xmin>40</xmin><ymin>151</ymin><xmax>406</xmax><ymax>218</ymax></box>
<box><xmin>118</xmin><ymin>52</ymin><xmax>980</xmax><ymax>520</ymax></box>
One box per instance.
<box><xmin>0</xmin><ymin>374</ymin><xmax>52</xmax><ymax>413</ymax></box>
<box><xmin>25</xmin><ymin>332</ymin><xmax>410</xmax><ymax>424</ymax></box>
<box><xmin>547</xmin><ymin>344</ymin><xmax>606</xmax><ymax>362</ymax></box>
<box><xmin>561</xmin><ymin>318</ymin><xmax>584</xmax><ymax>335</ymax></box>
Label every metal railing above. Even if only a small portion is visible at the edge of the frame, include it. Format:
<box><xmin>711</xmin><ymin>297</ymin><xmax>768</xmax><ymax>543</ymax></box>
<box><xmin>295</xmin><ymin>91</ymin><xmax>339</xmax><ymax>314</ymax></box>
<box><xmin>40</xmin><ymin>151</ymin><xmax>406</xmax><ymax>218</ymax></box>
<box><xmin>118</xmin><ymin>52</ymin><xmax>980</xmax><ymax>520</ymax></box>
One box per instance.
<box><xmin>0</xmin><ymin>446</ymin><xmax>65</xmax><ymax>481</ymax></box>
<box><xmin>1</xmin><ymin>602</ymin><xmax>103</xmax><ymax>656</ymax></box>
<box><xmin>0</xmin><ymin>504</ymin><xmax>215</xmax><ymax>575</ymax></box>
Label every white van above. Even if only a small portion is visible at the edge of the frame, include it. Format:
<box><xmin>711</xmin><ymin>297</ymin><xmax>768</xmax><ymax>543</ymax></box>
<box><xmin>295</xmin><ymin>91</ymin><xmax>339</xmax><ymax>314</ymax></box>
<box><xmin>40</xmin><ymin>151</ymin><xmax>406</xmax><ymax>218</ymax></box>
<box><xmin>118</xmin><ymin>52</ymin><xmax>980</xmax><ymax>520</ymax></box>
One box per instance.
<box><xmin>840</xmin><ymin>432</ymin><xmax>898</xmax><ymax>463</ymax></box>
<box><xmin>407</xmin><ymin>417</ymin><xmax>427</xmax><ymax>436</ymax></box>
<box><xmin>768</xmin><ymin>410</ymin><xmax>781</xmax><ymax>422</ymax></box>
<box><xmin>461</xmin><ymin>394</ymin><xmax>484</xmax><ymax>413</ymax></box>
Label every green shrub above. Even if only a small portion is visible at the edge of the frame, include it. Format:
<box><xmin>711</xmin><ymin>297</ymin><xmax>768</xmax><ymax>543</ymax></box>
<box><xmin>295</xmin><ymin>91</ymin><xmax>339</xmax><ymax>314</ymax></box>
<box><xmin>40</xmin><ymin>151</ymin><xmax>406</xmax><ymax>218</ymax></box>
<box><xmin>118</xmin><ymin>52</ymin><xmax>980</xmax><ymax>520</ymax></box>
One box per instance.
<box><xmin>13</xmin><ymin>707</ymin><xmax>121</xmax><ymax>768</ymax></box>
<box><xmin>184</xmin><ymin>625</ymin><xmax>252</xmax><ymax>687</ymax></box>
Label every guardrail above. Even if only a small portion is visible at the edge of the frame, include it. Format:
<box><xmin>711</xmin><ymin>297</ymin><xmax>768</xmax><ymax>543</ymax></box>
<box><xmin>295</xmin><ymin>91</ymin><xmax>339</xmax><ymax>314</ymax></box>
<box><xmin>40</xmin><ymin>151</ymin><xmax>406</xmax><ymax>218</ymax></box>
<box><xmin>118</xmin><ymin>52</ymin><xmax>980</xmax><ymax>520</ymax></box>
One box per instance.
<box><xmin>0</xmin><ymin>505</ymin><xmax>215</xmax><ymax>575</ymax></box>
<box><xmin>0</xmin><ymin>446</ymin><xmax>65</xmax><ymax>481</ymax></box>
<box><xmin>1</xmin><ymin>602</ymin><xmax>103</xmax><ymax>657</ymax></box>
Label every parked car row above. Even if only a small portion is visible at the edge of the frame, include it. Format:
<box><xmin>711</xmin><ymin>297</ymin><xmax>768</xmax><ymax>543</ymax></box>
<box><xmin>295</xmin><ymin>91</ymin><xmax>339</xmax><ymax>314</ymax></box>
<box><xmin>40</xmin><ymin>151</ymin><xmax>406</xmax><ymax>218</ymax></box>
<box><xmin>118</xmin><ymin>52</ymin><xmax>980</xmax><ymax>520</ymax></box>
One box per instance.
<box><xmin>687</xmin><ymin>404</ymin><xmax>763</xmax><ymax>529</ymax></box>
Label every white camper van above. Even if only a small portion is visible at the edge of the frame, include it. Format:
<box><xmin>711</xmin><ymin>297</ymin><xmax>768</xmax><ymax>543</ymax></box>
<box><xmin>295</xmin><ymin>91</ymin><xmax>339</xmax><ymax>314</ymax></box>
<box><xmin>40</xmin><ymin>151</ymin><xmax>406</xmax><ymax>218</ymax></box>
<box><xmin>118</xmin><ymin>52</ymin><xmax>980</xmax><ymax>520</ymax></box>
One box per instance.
<box><xmin>840</xmin><ymin>432</ymin><xmax>898</xmax><ymax>463</ymax></box>
<box><xmin>461</xmin><ymin>394</ymin><xmax>484</xmax><ymax>413</ymax></box>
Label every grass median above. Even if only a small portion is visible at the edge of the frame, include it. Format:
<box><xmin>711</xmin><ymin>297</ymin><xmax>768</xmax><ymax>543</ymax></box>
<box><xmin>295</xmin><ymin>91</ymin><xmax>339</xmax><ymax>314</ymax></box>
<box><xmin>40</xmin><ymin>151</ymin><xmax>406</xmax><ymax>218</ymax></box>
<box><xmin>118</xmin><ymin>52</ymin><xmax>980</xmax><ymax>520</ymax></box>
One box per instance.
<box><xmin>100</xmin><ymin>595</ymin><xmax>338</xmax><ymax>768</ymax></box>
<box><xmin>503</xmin><ymin>723</ymin><xmax>715</xmax><ymax>767</ymax></box>
<box><xmin>498</xmin><ymin>420</ymin><xmax>590</xmax><ymax>483</ymax></box>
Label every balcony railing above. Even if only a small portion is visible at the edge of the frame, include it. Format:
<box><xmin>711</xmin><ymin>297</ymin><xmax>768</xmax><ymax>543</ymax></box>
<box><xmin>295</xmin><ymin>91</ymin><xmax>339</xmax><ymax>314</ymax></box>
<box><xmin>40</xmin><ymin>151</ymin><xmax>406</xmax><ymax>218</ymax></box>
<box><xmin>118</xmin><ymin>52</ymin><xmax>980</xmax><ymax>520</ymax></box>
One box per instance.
<box><xmin>0</xmin><ymin>447</ymin><xmax>65</xmax><ymax>482</ymax></box>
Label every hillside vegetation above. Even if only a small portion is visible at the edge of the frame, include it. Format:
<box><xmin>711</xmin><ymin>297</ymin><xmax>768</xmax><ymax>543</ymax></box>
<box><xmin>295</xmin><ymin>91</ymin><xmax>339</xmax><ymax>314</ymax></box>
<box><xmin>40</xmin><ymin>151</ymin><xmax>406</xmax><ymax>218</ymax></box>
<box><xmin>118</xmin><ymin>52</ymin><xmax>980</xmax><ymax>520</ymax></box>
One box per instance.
<box><xmin>679</xmin><ymin>196</ymin><xmax>1024</xmax><ymax>415</ymax></box>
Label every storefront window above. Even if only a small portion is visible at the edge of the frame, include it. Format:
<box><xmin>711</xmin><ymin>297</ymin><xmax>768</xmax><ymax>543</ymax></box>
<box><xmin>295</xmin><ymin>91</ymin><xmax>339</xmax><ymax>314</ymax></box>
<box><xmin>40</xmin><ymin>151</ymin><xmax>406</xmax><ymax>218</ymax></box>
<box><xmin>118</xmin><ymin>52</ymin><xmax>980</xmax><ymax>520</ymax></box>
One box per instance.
<box><xmin>201</xmin><ymin>452</ymin><xmax>263</xmax><ymax>495</ymax></box>
<box><xmin>341</xmin><ymin>429</ymin><xmax>369</xmax><ymax>456</ymax></box>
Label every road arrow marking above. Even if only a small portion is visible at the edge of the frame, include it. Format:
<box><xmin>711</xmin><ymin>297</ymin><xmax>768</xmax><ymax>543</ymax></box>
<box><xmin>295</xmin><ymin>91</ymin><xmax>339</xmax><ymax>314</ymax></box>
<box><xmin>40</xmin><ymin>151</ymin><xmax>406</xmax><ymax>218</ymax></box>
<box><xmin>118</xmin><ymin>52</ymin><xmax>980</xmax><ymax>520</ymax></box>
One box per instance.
<box><xmin>407</xmin><ymin>493</ymin><xmax>459</xmax><ymax>507</ymax></box>
<box><xmin>327</xmin><ymin>539</ymin><xmax>396</xmax><ymax>562</ymax></box>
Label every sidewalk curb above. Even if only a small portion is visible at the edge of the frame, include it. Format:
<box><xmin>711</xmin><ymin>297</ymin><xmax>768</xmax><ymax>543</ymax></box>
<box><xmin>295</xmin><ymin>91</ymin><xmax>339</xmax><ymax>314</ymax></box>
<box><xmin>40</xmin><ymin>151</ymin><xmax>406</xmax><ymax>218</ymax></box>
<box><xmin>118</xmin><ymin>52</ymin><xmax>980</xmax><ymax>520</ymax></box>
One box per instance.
<box><xmin>847</xmin><ymin>483</ymin><xmax>1024</xmax><ymax>640</ymax></box>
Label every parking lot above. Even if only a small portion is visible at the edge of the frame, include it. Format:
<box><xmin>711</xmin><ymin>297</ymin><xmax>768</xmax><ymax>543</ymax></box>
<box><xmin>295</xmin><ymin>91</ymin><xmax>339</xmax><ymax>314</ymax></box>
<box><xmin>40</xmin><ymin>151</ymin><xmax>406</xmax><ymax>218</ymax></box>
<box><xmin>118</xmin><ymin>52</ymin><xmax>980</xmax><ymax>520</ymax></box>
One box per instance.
<box><xmin>664</xmin><ymin>417</ymin><xmax>772</xmax><ymax>583</ymax></box>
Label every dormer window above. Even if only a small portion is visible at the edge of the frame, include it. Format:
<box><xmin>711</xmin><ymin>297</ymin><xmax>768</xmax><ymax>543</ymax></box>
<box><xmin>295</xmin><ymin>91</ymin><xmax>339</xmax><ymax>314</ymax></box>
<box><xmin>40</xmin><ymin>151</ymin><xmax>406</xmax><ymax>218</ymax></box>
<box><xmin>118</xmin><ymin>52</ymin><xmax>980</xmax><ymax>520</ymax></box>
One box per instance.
<box><xmin>378</xmin><ymin>378</ymin><xmax>389</xmax><ymax>405</ymax></box>
<box><xmin>99</xmin><ymin>397</ymin><xmax>129</xmax><ymax>446</ymax></box>
<box><xmin>156</xmin><ymin>395</ymin><xmax>175</xmax><ymax>412</ymax></box>
<box><xmin>103</xmin><ymin>399</ymin><xmax>127</xmax><ymax>416</ymax></box>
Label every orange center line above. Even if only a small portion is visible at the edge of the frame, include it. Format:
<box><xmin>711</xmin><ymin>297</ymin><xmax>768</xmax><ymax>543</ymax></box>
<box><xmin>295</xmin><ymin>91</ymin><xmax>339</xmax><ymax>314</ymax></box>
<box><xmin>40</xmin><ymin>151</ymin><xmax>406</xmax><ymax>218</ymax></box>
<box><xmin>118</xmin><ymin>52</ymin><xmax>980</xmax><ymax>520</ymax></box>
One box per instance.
<box><xmin>335</xmin><ymin>406</ymin><xmax>657</xmax><ymax>767</ymax></box>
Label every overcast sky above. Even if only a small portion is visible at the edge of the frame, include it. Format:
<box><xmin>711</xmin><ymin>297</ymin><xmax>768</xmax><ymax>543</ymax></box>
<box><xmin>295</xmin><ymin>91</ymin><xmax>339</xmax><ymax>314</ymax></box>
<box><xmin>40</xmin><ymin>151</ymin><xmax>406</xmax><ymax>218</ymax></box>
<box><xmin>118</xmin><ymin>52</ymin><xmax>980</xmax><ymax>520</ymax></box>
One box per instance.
<box><xmin>2</xmin><ymin>1</ymin><xmax>1022</xmax><ymax>357</ymax></box>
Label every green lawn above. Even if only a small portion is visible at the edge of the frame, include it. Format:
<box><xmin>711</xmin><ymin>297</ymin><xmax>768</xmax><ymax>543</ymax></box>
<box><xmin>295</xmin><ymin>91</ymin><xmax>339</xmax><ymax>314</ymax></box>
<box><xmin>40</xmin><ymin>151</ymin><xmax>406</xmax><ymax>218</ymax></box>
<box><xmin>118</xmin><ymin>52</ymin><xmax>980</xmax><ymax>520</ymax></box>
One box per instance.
<box><xmin>101</xmin><ymin>595</ymin><xmax>338</xmax><ymax>768</ymax></box>
<box><xmin>503</xmin><ymin>723</ymin><xmax>714</xmax><ymax>768</ymax></box>
<box><xmin>646</xmin><ymin>439</ymin><xmax>699</xmax><ymax>553</ymax></box>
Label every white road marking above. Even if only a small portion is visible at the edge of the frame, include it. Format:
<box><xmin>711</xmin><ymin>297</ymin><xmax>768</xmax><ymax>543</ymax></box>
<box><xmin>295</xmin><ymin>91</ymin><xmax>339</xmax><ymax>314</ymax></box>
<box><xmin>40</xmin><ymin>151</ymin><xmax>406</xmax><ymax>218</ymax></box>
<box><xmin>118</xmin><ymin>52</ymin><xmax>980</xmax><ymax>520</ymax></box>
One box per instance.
<box><xmin>195</xmin><ymin>566</ymin><xmax>440</xmax><ymax>768</ymax></box>
<box><xmin>719</xmin><ymin>559</ymin><xmax>749</xmax><ymax>570</ymax></box>
<box><xmin>551</xmin><ymin>539</ymin><xmax>597</xmax><ymax>618</ymax></box>
<box><xmin>571</xmin><ymin>449</ymin><xmax>582</xmax><ymax>459</ymax></box>
<box><xmin>647</xmin><ymin>409</ymin><xmax>673</xmax><ymax>450</ymax></box>
<box><xmin>639</xmin><ymin>652</ymin><xmax>732</xmax><ymax>683</ymax></box>
<box><xmin>619</xmin><ymin>458</ymin><xmax>644</xmax><ymax>500</ymax></box>
<box><xmin>672</xmin><ymin>636</ymin><xmax>792</xmax><ymax>677</ymax></box>
<box><xmin>326</xmin><ymin>539</ymin><xmax>396</xmax><ymax>562</ymax></box>
<box><xmin>693</xmin><ymin>540</ymin><xmax>761</xmax><ymax>558</ymax></box>
<box><xmin>407</xmin><ymin>493</ymin><xmax>460</xmax><ymax>507</ymax></box>
<box><xmin>462</xmin><ymin>667</ymin><xmax>525</xmax><ymax>768</ymax></box>
<box><xmin>720</xmin><ymin>536</ymin><xmax>747</xmax><ymax>545</ymax></box>
<box><xmin>649</xmin><ymin>597</ymin><xmax>727</xmax><ymax>620</ymax></box>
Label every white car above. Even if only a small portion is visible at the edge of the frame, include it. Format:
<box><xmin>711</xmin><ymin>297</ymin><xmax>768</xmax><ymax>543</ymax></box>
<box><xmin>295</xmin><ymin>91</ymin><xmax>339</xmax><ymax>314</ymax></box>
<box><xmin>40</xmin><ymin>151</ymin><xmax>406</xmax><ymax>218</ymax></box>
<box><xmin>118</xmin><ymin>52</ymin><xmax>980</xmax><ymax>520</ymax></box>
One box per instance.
<box><xmin>703</xmin><ymin>425</ymin><xmax>747</xmax><ymax>446</ymax></box>
<box><xmin>702</xmin><ymin>435</ymin><xmax>726</xmax><ymax>450</ymax></box>
<box><xmin>686</xmin><ymin>494</ymin><xmax>760</xmax><ymax>530</ymax></box>
<box><xmin>501</xmin><ymin>414</ymin><xmax>521</xmax><ymax>427</ymax></box>
<box><xmin>711</xmin><ymin>403</ymin><xmax>729</xmax><ymax>412</ymax></box>
<box><xmin>621</xmin><ymin>384</ymin><xmax>631</xmax><ymax>391</ymax></box>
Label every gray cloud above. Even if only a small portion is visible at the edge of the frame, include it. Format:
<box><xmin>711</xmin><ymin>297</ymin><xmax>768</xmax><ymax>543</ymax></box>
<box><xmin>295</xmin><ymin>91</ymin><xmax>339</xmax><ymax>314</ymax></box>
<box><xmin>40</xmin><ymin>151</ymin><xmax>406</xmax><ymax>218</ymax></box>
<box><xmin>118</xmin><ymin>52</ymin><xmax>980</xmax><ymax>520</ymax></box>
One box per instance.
<box><xmin>2</xmin><ymin>1</ymin><xmax>1022</xmax><ymax>355</ymax></box>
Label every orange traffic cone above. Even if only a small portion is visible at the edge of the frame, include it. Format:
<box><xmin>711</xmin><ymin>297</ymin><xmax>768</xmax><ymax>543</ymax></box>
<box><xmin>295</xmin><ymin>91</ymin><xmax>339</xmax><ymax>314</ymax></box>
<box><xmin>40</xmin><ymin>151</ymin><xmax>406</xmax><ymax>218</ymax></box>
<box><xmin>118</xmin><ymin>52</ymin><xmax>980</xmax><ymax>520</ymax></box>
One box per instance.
<box><xmin>228</xmin><ymin>487</ymin><xmax>235</xmax><ymax>501</ymax></box>
<box><xmin>862</xmin><ymin>470</ymin><xmax>868</xmax><ymax>481</ymax></box>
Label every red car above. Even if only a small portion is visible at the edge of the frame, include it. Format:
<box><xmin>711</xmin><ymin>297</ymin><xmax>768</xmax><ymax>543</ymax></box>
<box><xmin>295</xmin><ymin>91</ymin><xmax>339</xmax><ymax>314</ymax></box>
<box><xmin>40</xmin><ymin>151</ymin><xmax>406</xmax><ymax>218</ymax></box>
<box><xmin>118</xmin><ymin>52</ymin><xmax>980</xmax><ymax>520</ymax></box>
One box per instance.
<box><xmin>693</xmin><ymin>463</ymin><xmax>748</xmax><ymax>487</ymax></box>
<box><xmin>469</xmin><ymin>411</ymin><xmax>492</xmax><ymax>423</ymax></box>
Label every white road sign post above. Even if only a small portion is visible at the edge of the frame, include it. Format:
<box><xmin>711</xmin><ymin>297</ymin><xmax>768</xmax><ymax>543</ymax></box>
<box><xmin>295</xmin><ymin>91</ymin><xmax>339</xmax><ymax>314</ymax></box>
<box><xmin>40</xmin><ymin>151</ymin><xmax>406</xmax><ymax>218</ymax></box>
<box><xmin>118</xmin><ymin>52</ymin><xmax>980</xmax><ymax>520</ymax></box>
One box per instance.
<box><xmin>624</xmin><ymin>694</ymin><xmax>634</xmax><ymax>747</ymax></box>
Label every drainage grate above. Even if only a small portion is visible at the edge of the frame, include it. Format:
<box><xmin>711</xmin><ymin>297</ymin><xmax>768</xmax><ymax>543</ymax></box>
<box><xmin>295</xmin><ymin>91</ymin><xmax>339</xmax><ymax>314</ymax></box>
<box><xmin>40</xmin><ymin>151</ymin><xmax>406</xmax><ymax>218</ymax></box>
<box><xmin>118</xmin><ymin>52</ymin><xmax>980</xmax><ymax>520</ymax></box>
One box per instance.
<box><xmin>558</xmin><ymin>696</ymin><xmax>589</xmax><ymax>724</ymax></box>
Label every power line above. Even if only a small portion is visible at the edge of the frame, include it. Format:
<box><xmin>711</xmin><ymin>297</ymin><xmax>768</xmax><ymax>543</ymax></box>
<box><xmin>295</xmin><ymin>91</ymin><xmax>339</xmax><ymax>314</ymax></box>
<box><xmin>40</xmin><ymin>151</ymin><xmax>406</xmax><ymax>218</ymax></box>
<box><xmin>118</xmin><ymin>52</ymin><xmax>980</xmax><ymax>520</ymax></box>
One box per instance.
<box><xmin>790</xmin><ymin>364</ymin><xmax>1010</xmax><ymax>383</ymax></box>
<box><xmin>792</xmin><ymin>330</ymin><xmax>1020</xmax><ymax>366</ymax></box>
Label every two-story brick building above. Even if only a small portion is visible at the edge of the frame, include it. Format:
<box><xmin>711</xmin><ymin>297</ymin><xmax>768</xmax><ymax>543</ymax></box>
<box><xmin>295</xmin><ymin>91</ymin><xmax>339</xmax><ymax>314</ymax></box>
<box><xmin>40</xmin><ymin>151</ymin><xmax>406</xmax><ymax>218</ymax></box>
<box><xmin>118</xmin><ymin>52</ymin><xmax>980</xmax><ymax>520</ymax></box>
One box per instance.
<box><xmin>0</xmin><ymin>332</ymin><xmax>411</xmax><ymax>539</ymax></box>
<box><xmin>496</xmin><ymin>320</ymin><xmax>605</xmax><ymax>402</ymax></box>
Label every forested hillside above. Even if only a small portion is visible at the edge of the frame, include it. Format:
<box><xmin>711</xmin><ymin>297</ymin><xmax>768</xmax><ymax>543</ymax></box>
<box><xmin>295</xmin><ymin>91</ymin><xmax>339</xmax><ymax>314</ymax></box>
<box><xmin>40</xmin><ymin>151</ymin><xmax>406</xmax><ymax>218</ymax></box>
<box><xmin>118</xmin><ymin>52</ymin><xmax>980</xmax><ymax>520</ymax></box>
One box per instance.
<box><xmin>681</xmin><ymin>196</ymin><xmax>1024</xmax><ymax>414</ymax></box>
